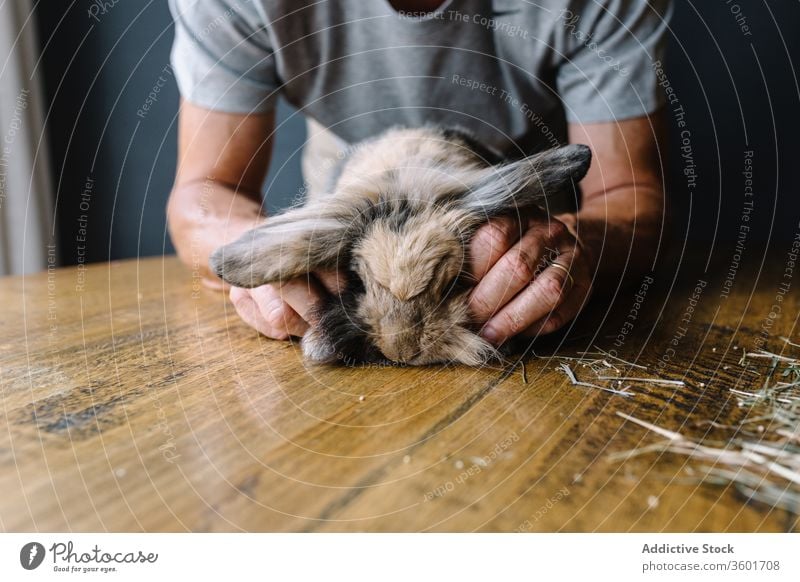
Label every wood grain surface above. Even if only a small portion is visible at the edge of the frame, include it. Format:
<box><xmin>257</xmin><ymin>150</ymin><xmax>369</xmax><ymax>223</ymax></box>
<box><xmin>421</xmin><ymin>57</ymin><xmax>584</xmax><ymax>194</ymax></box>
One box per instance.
<box><xmin>0</xmin><ymin>255</ymin><xmax>798</xmax><ymax>532</ymax></box>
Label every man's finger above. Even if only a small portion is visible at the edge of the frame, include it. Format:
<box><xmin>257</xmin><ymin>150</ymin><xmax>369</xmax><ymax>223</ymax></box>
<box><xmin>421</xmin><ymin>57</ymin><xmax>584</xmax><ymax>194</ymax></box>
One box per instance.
<box><xmin>276</xmin><ymin>276</ymin><xmax>327</xmax><ymax>325</ymax></box>
<box><xmin>468</xmin><ymin>226</ymin><xmax>548</xmax><ymax>323</ymax></box>
<box><xmin>468</xmin><ymin>215</ymin><xmax>524</xmax><ymax>280</ymax></box>
<box><xmin>248</xmin><ymin>284</ymin><xmax>309</xmax><ymax>338</ymax></box>
<box><xmin>315</xmin><ymin>269</ymin><xmax>347</xmax><ymax>295</ymax></box>
<box><xmin>479</xmin><ymin>252</ymin><xmax>576</xmax><ymax>344</ymax></box>
<box><xmin>522</xmin><ymin>277</ymin><xmax>591</xmax><ymax>337</ymax></box>
<box><xmin>229</xmin><ymin>286</ymin><xmax>289</xmax><ymax>339</ymax></box>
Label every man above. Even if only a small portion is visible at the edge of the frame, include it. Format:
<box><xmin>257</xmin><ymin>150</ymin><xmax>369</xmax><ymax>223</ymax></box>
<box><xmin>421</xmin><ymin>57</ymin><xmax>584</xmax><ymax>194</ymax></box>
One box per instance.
<box><xmin>167</xmin><ymin>0</ymin><xmax>670</xmax><ymax>347</ymax></box>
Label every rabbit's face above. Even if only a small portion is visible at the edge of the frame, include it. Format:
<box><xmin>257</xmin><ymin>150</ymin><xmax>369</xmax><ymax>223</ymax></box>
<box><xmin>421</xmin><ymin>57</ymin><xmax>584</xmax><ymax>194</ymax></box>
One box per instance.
<box><xmin>349</xmin><ymin>206</ymin><xmax>495</xmax><ymax>365</ymax></box>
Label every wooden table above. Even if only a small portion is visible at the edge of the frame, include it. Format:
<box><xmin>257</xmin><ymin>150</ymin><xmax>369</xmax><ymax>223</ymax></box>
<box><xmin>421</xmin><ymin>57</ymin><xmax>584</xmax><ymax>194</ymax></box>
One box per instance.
<box><xmin>1</xmin><ymin>256</ymin><xmax>798</xmax><ymax>532</ymax></box>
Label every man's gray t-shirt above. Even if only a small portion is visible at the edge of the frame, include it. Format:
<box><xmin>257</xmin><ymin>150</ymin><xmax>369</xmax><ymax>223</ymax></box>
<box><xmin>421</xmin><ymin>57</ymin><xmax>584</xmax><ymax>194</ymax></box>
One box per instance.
<box><xmin>169</xmin><ymin>0</ymin><xmax>671</xmax><ymax>157</ymax></box>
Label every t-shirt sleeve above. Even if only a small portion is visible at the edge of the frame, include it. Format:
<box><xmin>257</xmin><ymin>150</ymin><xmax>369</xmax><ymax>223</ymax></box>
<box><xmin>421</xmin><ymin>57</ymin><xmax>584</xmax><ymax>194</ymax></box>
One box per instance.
<box><xmin>555</xmin><ymin>0</ymin><xmax>672</xmax><ymax>124</ymax></box>
<box><xmin>168</xmin><ymin>0</ymin><xmax>280</xmax><ymax>113</ymax></box>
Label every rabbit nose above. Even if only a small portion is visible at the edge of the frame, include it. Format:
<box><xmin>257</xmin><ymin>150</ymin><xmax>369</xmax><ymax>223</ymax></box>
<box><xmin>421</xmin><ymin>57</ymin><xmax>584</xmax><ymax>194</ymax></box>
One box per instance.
<box><xmin>380</xmin><ymin>341</ymin><xmax>418</xmax><ymax>363</ymax></box>
<box><xmin>379</xmin><ymin>316</ymin><xmax>420</xmax><ymax>363</ymax></box>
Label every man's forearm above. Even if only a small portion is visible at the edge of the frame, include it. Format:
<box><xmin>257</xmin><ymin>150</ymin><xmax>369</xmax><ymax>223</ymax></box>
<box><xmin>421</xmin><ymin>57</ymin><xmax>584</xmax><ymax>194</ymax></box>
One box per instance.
<box><xmin>558</xmin><ymin>183</ymin><xmax>664</xmax><ymax>284</ymax></box>
<box><xmin>167</xmin><ymin>179</ymin><xmax>264</xmax><ymax>284</ymax></box>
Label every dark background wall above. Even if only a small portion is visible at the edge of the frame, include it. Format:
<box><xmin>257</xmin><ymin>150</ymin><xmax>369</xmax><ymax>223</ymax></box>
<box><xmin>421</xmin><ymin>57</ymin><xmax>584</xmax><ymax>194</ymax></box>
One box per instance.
<box><xmin>34</xmin><ymin>0</ymin><xmax>307</xmax><ymax>265</ymax></box>
<box><xmin>33</xmin><ymin>1</ymin><xmax>800</xmax><ymax>268</ymax></box>
<box><xmin>663</xmin><ymin>0</ymin><xmax>800</xmax><ymax>273</ymax></box>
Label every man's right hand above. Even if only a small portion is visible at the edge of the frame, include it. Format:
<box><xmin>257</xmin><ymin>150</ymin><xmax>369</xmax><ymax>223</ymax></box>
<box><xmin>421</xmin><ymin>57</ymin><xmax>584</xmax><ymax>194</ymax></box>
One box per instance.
<box><xmin>227</xmin><ymin>271</ymin><xmax>344</xmax><ymax>339</ymax></box>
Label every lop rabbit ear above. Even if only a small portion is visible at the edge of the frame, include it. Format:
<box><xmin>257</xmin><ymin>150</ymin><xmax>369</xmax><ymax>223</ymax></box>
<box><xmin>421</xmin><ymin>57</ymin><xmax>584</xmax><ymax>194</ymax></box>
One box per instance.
<box><xmin>209</xmin><ymin>204</ymin><xmax>352</xmax><ymax>288</ymax></box>
<box><xmin>461</xmin><ymin>144</ymin><xmax>592</xmax><ymax>217</ymax></box>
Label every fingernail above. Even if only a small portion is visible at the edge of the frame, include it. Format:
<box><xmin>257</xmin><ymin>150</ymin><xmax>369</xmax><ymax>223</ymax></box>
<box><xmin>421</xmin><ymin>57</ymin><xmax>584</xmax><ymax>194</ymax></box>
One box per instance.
<box><xmin>480</xmin><ymin>325</ymin><xmax>500</xmax><ymax>344</ymax></box>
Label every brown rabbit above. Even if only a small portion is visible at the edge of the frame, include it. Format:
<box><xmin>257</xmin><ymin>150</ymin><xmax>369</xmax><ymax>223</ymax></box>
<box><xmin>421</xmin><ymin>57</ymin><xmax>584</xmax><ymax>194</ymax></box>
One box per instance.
<box><xmin>210</xmin><ymin>126</ymin><xmax>591</xmax><ymax>366</ymax></box>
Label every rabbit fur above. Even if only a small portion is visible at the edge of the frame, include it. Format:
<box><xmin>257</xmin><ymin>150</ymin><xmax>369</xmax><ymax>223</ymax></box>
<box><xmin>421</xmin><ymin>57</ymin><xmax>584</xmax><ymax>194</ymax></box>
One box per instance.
<box><xmin>210</xmin><ymin>126</ymin><xmax>591</xmax><ymax>366</ymax></box>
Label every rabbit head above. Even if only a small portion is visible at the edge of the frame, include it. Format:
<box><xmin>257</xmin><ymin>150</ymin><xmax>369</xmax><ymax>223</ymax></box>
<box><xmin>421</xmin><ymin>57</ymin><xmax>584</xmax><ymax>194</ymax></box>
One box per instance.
<box><xmin>210</xmin><ymin>130</ymin><xmax>591</xmax><ymax>366</ymax></box>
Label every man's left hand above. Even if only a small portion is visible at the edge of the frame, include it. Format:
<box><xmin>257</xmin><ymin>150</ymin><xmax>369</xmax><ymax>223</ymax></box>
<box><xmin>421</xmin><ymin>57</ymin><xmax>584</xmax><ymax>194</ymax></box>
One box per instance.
<box><xmin>468</xmin><ymin>210</ymin><xmax>594</xmax><ymax>345</ymax></box>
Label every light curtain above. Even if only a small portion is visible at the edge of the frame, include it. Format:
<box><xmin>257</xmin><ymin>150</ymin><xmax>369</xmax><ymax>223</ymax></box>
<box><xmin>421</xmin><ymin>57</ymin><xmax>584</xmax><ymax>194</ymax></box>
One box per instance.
<box><xmin>0</xmin><ymin>0</ymin><xmax>53</xmax><ymax>275</ymax></box>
